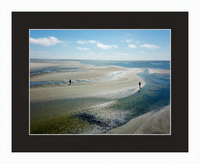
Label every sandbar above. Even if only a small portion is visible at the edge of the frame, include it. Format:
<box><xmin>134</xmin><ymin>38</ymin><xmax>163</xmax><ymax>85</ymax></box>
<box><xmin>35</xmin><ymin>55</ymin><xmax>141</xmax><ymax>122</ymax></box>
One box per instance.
<box><xmin>30</xmin><ymin>67</ymin><xmax>145</xmax><ymax>102</ymax></box>
<box><xmin>30</xmin><ymin>66</ymin><xmax>128</xmax><ymax>82</ymax></box>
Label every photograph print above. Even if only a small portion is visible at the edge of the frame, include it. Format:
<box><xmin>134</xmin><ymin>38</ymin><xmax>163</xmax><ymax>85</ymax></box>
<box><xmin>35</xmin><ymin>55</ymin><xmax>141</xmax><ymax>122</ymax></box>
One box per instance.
<box><xmin>29</xmin><ymin>29</ymin><xmax>171</xmax><ymax>135</ymax></box>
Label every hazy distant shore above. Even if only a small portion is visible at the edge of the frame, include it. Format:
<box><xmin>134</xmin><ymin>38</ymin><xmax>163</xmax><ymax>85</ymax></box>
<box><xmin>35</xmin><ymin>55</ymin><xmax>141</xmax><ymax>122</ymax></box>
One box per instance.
<box><xmin>30</xmin><ymin>61</ymin><xmax>82</xmax><ymax>69</ymax></box>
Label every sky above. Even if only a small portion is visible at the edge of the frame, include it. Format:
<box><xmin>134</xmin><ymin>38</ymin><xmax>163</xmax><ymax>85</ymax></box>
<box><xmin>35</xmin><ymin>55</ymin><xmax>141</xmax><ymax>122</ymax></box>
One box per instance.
<box><xmin>29</xmin><ymin>29</ymin><xmax>170</xmax><ymax>60</ymax></box>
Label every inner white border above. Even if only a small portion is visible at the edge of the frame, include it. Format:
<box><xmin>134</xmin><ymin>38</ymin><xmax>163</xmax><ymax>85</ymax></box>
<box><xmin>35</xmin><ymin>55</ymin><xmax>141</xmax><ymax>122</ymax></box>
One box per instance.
<box><xmin>29</xmin><ymin>29</ymin><xmax>171</xmax><ymax>136</ymax></box>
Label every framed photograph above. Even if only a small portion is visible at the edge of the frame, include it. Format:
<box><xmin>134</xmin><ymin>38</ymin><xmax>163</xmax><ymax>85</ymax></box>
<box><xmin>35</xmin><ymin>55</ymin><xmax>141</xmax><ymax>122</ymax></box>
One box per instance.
<box><xmin>12</xmin><ymin>12</ymin><xmax>188</xmax><ymax>152</ymax></box>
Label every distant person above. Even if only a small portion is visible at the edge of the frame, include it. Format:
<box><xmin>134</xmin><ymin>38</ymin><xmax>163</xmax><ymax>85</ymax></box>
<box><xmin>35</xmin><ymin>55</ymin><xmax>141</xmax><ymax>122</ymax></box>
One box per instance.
<box><xmin>139</xmin><ymin>82</ymin><xmax>141</xmax><ymax>89</ymax></box>
<box><xmin>69</xmin><ymin>79</ymin><xmax>71</xmax><ymax>85</ymax></box>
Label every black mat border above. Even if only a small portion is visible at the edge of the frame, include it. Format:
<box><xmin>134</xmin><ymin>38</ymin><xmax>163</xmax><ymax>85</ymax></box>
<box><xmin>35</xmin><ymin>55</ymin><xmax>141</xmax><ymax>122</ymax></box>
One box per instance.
<box><xmin>12</xmin><ymin>12</ymin><xmax>188</xmax><ymax>152</ymax></box>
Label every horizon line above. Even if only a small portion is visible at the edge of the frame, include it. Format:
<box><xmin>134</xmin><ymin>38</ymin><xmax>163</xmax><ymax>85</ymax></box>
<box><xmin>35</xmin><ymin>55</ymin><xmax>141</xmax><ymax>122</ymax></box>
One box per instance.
<box><xmin>30</xmin><ymin>58</ymin><xmax>170</xmax><ymax>61</ymax></box>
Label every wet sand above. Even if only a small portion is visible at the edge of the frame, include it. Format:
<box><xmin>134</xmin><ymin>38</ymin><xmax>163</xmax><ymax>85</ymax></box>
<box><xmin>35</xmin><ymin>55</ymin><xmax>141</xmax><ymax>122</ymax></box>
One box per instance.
<box><xmin>30</xmin><ymin>65</ymin><xmax>146</xmax><ymax>102</ymax></box>
<box><xmin>107</xmin><ymin>105</ymin><xmax>170</xmax><ymax>134</ymax></box>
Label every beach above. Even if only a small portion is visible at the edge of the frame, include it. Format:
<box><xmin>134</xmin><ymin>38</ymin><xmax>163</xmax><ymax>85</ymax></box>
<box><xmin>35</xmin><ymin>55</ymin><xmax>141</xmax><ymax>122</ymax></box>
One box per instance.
<box><xmin>30</xmin><ymin>62</ymin><xmax>145</xmax><ymax>102</ymax></box>
<box><xmin>30</xmin><ymin>60</ymin><xmax>170</xmax><ymax>134</ymax></box>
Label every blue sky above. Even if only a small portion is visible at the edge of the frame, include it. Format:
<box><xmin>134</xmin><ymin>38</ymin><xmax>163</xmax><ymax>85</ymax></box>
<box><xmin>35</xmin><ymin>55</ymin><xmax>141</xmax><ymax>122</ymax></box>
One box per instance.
<box><xmin>30</xmin><ymin>30</ymin><xmax>170</xmax><ymax>60</ymax></box>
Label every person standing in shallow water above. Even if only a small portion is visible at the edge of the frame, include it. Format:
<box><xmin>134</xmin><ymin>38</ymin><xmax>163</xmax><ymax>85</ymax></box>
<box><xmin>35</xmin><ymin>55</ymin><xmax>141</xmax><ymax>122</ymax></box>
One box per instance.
<box><xmin>139</xmin><ymin>82</ymin><xmax>141</xmax><ymax>89</ymax></box>
<box><xmin>69</xmin><ymin>79</ymin><xmax>71</xmax><ymax>85</ymax></box>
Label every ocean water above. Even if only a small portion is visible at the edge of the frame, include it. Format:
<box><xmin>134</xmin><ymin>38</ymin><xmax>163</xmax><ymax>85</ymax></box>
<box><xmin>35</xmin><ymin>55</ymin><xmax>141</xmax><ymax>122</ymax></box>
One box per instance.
<box><xmin>31</xmin><ymin>59</ymin><xmax>170</xmax><ymax>69</ymax></box>
<box><xmin>30</xmin><ymin>59</ymin><xmax>170</xmax><ymax>134</ymax></box>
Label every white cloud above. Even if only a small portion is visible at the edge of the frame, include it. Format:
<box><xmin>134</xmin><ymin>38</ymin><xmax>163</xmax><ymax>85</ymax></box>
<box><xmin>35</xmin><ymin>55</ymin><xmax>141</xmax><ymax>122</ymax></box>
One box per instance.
<box><xmin>112</xmin><ymin>45</ymin><xmax>118</xmax><ymax>48</ymax></box>
<box><xmin>140</xmin><ymin>43</ymin><xmax>160</xmax><ymax>49</ymax></box>
<box><xmin>96</xmin><ymin>43</ymin><xmax>118</xmax><ymax>50</ymax></box>
<box><xmin>62</xmin><ymin>41</ymin><xmax>71</xmax><ymax>46</ymax></box>
<box><xmin>96</xmin><ymin>42</ymin><xmax>112</xmax><ymax>50</ymax></box>
<box><xmin>126</xmin><ymin>39</ymin><xmax>133</xmax><ymax>43</ymax></box>
<box><xmin>76</xmin><ymin>40</ymin><xmax>85</xmax><ymax>44</ymax></box>
<box><xmin>88</xmin><ymin>40</ymin><xmax>97</xmax><ymax>44</ymax></box>
<box><xmin>62</xmin><ymin>41</ymin><xmax>70</xmax><ymax>47</ymax></box>
<box><xmin>126</xmin><ymin>33</ymin><xmax>131</xmax><ymax>36</ymax></box>
<box><xmin>136</xmin><ymin>41</ymin><xmax>140</xmax><ymax>44</ymax></box>
<box><xmin>77</xmin><ymin>47</ymin><xmax>90</xmax><ymax>50</ymax></box>
<box><xmin>30</xmin><ymin>36</ymin><xmax>63</xmax><ymax>46</ymax></box>
<box><xmin>128</xmin><ymin>44</ymin><xmax>137</xmax><ymax>48</ymax></box>
<box><xmin>76</xmin><ymin>40</ymin><xmax>97</xmax><ymax>44</ymax></box>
